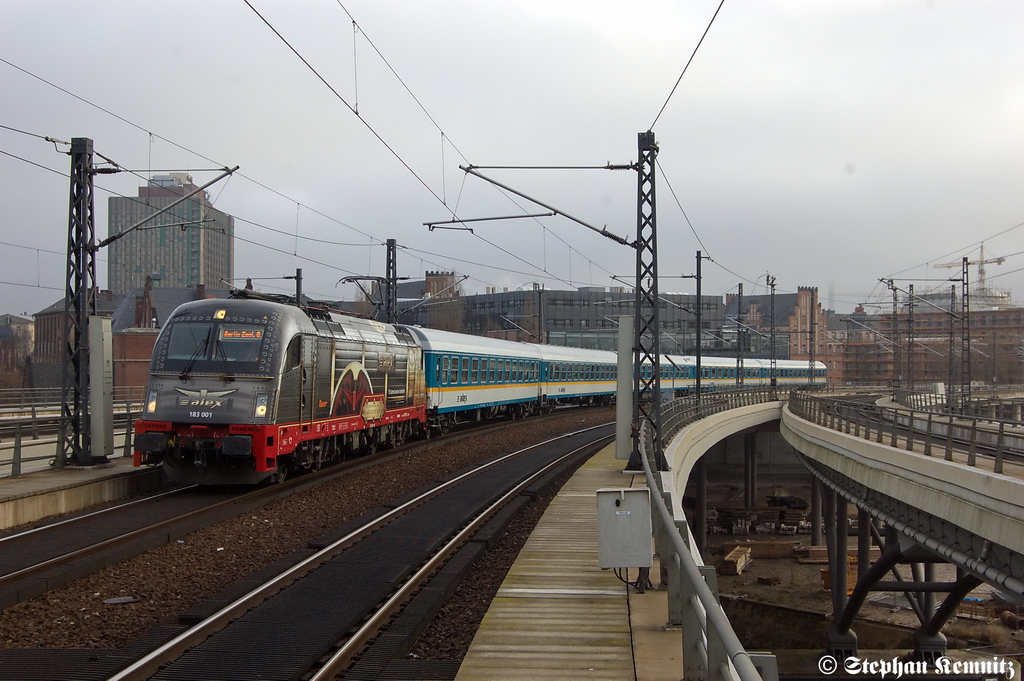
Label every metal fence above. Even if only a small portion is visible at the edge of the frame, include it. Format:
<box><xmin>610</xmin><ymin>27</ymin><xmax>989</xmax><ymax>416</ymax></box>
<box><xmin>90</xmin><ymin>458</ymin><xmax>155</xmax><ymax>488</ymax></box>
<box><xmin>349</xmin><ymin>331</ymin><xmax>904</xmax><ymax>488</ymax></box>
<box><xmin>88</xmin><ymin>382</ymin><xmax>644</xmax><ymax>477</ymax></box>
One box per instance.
<box><xmin>0</xmin><ymin>386</ymin><xmax>146</xmax><ymax>409</ymax></box>
<box><xmin>789</xmin><ymin>391</ymin><xmax>1024</xmax><ymax>476</ymax></box>
<box><xmin>637</xmin><ymin>387</ymin><xmax>797</xmax><ymax>681</ymax></box>
<box><xmin>895</xmin><ymin>385</ymin><xmax>1024</xmax><ymax>420</ymax></box>
<box><xmin>0</xmin><ymin>401</ymin><xmax>142</xmax><ymax>477</ymax></box>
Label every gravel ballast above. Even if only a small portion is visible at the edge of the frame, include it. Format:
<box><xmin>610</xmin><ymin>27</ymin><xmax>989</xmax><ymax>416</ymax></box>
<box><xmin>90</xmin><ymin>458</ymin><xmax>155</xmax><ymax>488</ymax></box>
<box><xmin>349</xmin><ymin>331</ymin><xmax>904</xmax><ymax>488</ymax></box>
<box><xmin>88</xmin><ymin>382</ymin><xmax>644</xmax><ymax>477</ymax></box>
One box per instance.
<box><xmin>0</xmin><ymin>410</ymin><xmax>612</xmax><ymax>652</ymax></box>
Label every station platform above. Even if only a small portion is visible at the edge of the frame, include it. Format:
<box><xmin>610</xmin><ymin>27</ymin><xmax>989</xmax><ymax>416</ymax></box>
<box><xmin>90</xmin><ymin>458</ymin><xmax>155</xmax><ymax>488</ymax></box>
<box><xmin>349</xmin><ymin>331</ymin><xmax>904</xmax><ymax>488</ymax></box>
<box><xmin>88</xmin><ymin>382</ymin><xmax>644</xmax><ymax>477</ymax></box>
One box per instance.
<box><xmin>0</xmin><ymin>454</ymin><xmax>164</xmax><ymax>530</ymax></box>
<box><xmin>456</xmin><ymin>443</ymin><xmax>682</xmax><ymax>680</ymax></box>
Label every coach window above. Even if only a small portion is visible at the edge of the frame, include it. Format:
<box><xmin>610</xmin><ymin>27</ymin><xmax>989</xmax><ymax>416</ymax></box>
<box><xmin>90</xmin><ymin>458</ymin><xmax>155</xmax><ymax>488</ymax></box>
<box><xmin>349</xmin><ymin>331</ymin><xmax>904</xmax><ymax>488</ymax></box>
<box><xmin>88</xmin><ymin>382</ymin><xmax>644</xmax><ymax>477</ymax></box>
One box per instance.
<box><xmin>489</xmin><ymin>359</ymin><xmax>496</xmax><ymax>383</ymax></box>
<box><xmin>439</xmin><ymin>357</ymin><xmax>446</xmax><ymax>384</ymax></box>
<box><xmin>471</xmin><ymin>358</ymin><xmax>479</xmax><ymax>383</ymax></box>
<box><xmin>461</xmin><ymin>357</ymin><xmax>469</xmax><ymax>384</ymax></box>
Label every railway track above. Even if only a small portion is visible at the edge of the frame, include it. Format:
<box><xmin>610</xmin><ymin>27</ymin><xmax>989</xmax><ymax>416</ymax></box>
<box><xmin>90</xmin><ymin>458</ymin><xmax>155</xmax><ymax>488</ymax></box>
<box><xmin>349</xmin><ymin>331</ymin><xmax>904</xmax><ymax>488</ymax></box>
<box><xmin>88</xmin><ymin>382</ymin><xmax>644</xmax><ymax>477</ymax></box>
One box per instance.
<box><xmin>0</xmin><ymin>419</ymin><xmax>612</xmax><ymax>680</ymax></box>
<box><xmin>0</xmin><ymin>408</ymin><xmax>598</xmax><ymax>613</ymax></box>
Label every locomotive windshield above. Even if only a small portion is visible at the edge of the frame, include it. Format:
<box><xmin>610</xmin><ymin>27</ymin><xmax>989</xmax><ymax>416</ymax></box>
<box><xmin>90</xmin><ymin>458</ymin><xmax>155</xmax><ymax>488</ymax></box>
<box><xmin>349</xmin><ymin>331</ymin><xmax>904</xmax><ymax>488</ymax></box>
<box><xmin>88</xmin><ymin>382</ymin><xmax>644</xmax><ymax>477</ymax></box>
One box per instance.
<box><xmin>155</xmin><ymin>316</ymin><xmax>274</xmax><ymax>376</ymax></box>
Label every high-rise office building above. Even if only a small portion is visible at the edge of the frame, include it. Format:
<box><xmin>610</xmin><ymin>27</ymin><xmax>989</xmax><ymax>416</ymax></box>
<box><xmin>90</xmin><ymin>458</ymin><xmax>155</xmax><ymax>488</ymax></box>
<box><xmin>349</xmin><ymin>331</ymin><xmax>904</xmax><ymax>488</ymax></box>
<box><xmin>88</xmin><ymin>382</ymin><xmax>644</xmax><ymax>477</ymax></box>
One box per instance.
<box><xmin>107</xmin><ymin>174</ymin><xmax>234</xmax><ymax>295</ymax></box>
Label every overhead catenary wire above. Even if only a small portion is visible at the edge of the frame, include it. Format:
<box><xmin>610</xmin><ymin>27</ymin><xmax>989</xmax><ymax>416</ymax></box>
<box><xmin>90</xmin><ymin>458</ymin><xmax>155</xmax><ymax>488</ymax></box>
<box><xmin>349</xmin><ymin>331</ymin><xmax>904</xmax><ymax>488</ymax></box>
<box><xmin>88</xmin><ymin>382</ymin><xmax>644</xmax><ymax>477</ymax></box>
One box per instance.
<box><xmin>243</xmin><ymin>0</ymin><xmax>448</xmax><ymax>210</ymax></box>
<box><xmin>649</xmin><ymin>0</ymin><xmax>726</xmax><ymax>130</ymax></box>
<box><xmin>3</xmin><ymin>16</ymin><xmax>628</xmax><ymax>302</ymax></box>
<box><xmin>326</xmin><ymin>3</ymin><xmax>625</xmax><ymax>287</ymax></box>
<box><xmin>1</xmin><ymin>56</ymin><xmax>384</xmax><ymax>248</ymax></box>
<box><xmin>0</xmin><ymin>76</ymin><xmax>386</xmax><ymax>290</ymax></box>
<box><xmin>0</xmin><ymin>141</ymin><xmax>363</xmax><ymax>290</ymax></box>
<box><xmin>245</xmin><ymin>3</ymin><xmax>607</xmax><ymax>286</ymax></box>
<box><xmin>5</xmin><ymin>29</ymin><xmax>622</xmax><ymax>300</ymax></box>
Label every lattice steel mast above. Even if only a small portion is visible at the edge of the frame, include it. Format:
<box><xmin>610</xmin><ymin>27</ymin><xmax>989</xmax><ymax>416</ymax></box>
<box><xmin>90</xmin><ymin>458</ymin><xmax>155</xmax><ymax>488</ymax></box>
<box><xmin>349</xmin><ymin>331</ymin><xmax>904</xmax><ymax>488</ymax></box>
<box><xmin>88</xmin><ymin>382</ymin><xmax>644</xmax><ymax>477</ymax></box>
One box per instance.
<box><xmin>58</xmin><ymin>138</ymin><xmax>100</xmax><ymax>467</ymax></box>
<box><xmin>626</xmin><ymin>132</ymin><xmax>667</xmax><ymax>472</ymax></box>
<box><xmin>385</xmin><ymin>239</ymin><xmax>398</xmax><ymax>324</ymax></box>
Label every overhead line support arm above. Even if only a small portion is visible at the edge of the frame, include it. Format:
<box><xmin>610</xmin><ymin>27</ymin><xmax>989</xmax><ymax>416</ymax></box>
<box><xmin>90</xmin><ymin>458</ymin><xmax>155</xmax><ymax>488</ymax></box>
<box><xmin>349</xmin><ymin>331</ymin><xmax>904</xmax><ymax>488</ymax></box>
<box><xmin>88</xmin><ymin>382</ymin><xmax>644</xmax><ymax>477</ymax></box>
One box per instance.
<box><xmin>95</xmin><ymin>166</ymin><xmax>239</xmax><ymax>250</ymax></box>
<box><xmin>459</xmin><ymin>165</ymin><xmax>634</xmax><ymax>248</ymax></box>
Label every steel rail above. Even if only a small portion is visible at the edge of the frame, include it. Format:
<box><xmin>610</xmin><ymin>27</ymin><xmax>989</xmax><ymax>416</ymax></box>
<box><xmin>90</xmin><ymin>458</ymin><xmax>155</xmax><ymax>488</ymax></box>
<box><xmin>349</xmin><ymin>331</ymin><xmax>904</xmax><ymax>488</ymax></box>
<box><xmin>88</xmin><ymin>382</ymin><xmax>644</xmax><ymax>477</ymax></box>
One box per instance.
<box><xmin>107</xmin><ymin>423</ymin><xmax>612</xmax><ymax>681</ymax></box>
<box><xmin>0</xmin><ymin>485</ymin><xmax>196</xmax><ymax>545</ymax></box>
<box><xmin>309</xmin><ymin>428</ymin><xmax>614</xmax><ymax>680</ymax></box>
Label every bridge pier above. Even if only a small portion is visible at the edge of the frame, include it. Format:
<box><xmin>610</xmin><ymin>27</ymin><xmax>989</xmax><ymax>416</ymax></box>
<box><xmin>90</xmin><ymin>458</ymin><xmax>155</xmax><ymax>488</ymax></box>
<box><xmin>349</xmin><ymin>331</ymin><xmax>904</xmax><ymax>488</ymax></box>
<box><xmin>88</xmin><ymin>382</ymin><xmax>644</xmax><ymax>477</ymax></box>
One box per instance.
<box><xmin>822</xmin><ymin>510</ymin><xmax>989</xmax><ymax>663</ymax></box>
<box><xmin>743</xmin><ymin>432</ymin><xmax>757</xmax><ymax>509</ymax></box>
<box><xmin>810</xmin><ymin>478</ymin><xmax>822</xmax><ymax>546</ymax></box>
<box><xmin>693</xmin><ymin>456</ymin><xmax>707</xmax><ymax>559</ymax></box>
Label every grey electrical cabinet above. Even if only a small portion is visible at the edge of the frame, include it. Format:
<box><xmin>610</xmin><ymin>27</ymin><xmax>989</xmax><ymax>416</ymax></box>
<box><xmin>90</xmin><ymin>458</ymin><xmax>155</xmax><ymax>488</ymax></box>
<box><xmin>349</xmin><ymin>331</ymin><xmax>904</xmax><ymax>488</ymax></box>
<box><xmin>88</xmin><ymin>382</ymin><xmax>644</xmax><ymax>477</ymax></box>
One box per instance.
<box><xmin>596</xmin><ymin>488</ymin><xmax>653</xmax><ymax>569</ymax></box>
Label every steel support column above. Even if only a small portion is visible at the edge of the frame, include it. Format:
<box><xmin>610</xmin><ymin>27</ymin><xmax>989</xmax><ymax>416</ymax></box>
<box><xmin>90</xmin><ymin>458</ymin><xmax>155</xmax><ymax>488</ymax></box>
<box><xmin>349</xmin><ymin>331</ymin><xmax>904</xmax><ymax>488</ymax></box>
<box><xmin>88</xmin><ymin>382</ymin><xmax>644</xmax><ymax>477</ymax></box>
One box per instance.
<box><xmin>627</xmin><ymin>131</ymin><xmax>666</xmax><ymax>471</ymax></box>
<box><xmin>59</xmin><ymin>138</ymin><xmax>99</xmax><ymax>468</ymax></box>
<box><xmin>961</xmin><ymin>258</ymin><xmax>972</xmax><ymax>406</ymax></box>
<box><xmin>825</xmin><ymin>488</ymin><xmax>857</xmax><ymax>658</ymax></box>
<box><xmin>810</xmin><ymin>477</ymin><xmax>823</xmax><ymax>546</ymax></box>
<box><xmin>384</xmin><ymin>238</ymin><xmax>398</xmax><ymax>324</ymax></box>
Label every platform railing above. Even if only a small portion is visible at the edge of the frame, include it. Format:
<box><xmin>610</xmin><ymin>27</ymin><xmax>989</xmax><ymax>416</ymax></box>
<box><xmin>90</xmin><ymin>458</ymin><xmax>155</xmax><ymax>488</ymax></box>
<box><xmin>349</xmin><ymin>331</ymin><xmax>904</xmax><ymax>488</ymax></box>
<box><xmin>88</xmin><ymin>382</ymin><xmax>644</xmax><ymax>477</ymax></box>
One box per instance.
<box><xmin>895</xmin><ymin>385</ymin><xmax>1024</xmax><ymax>419</ymax></box>
<box><xmin>0</xmin><ymin>401</ymin><xmax>141</xmax><ymax>477</ymax></box>
<box><xmin>789</xmin><ymin>392</ymin><xmax>1024</xmax><ymax>476</ymax></box>
<box><xmin>0</xmin><ymin>386</ymin><xmax>145</xmax><ymax>409</ymax></box>
<box><xmin>639</xmin><ymin>387</ymin><xmax>792</xmax><ymax>681</ymax></box>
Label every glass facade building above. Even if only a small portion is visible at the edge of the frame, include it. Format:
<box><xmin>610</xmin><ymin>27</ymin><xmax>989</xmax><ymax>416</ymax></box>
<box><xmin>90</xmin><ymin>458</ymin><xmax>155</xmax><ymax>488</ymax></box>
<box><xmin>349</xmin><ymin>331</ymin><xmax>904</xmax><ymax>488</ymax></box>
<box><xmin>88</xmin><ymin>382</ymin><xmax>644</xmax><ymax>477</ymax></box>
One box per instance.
<box><xmin>107</xmin><ymin>174</ymin><xmax>234</xmax><ymax>295</ymax></box>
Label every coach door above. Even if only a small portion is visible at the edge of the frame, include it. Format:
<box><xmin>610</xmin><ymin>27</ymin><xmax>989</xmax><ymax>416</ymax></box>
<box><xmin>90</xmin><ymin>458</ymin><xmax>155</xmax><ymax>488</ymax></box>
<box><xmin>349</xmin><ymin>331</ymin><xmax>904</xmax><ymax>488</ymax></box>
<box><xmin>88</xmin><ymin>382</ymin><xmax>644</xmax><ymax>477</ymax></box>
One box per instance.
<box><xmin>313</xmin><ymin>337</ymin><xmax>334</xmax><ymax>419</ymax></box>
<box><xmin>301</xmin><ymin>335</ymin><xmax>316</xmax><ymax>423</ymax></box>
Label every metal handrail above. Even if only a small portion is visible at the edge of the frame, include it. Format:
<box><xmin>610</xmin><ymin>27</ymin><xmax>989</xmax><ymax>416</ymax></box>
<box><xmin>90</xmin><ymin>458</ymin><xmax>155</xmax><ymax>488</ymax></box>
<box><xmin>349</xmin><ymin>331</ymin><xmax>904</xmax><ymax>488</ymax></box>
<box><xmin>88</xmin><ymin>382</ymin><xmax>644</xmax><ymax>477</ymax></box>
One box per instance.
<box><xmin>0</xmin><ymin>386</ymin><xmax>146</xmax><ymax>408</ymax></box>
<box><xmin>638</xmin><ymin>387</ymin><xmax>789</xmax><ymax>681</ymax></box>
<box><xmin>895</xmin><ymin>386</ymin><xmax>1024</xmax><ymax>418</ymax></box>
<box><xmin>0</xmin><ymin>403</ymin><xmax>142</xmax><ymax>477</ymax></box>
<box><xmin>789</xmin><ymin>392</ymin><xmax>1024</xmax><ymax>475</ymax></box>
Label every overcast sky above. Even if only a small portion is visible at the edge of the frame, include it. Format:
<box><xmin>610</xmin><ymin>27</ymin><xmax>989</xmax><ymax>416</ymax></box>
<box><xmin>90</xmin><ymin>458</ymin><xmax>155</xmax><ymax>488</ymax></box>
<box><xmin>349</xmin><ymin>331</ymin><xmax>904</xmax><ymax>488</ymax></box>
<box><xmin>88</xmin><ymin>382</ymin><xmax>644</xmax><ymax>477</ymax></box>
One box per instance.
<box><xmin>2</xmin><ymin>0</ymin><xmax>1022</xmax><ymax>319</ymax></box>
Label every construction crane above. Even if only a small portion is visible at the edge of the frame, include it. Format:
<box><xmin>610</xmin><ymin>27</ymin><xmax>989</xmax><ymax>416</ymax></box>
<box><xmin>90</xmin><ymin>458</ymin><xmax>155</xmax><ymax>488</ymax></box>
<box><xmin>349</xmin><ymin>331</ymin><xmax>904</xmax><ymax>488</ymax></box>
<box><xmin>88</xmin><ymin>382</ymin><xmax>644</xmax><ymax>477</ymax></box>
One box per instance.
<box><xmin>933</xmin><ymin>243</ymin><xmax>1004</xmax><ymax>291</ymax></box>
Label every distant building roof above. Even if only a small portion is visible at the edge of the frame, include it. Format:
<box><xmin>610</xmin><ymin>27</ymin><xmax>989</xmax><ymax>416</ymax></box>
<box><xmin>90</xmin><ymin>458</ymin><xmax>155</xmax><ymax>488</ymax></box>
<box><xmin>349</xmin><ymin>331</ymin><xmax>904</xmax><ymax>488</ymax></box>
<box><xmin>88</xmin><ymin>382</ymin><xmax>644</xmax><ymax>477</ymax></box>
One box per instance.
<box><xmin>34</xmin><ymin>292</ymin><xmax>124</xmax><ymax>318</ymax></box>
<box><xmin>110</xmin><ymin>286</ymin><xmax>232</xmax><ymax>333</ymax></box>
<box><xmin>0</xmin><ymin>314</ymin><xmax>32</xmax><ymax>326</ymax></box>
<box><xmin>724</xmin><ymin>293</ymin><xmax>800</xmax><ymax>327</ymax></box>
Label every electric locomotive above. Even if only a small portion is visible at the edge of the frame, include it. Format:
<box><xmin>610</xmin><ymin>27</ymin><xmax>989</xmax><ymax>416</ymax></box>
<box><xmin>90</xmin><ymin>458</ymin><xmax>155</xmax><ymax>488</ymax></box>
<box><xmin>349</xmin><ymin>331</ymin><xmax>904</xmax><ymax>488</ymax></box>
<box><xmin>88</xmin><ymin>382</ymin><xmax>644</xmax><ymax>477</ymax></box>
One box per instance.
<box><xmin>133</xmin><ymin>294</ymin><xmax>426</xmax><ymax>484</ymax></box>
<box><xmin>133</xmin><ymin>292</ymin><xmax>828</xmax><ymax>485</ymax></box>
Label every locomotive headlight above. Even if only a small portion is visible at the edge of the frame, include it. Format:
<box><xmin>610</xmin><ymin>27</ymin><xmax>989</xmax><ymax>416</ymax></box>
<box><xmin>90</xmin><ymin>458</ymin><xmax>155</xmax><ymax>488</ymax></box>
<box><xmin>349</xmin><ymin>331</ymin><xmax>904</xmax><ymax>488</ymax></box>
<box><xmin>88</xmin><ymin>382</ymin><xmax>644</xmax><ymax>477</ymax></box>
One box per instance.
<box><xmin>146</xmin><ymin>389</ymin><xmax>159</xmax><ymax>414</ymax></box>
<box><xmin>254</xmin><ymin>393</ymin><xmax>270</xmax><ymax>418</ymax></box>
